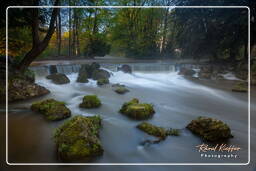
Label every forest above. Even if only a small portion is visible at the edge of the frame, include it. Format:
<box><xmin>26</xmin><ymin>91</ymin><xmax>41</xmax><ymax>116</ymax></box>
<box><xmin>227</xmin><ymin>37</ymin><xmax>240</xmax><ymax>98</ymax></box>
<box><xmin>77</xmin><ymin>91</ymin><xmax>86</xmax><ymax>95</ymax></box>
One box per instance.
<box><xmin>1</xmin><ymin>0</ymin><xmax>255</xmax><ymax>72</ymax></box>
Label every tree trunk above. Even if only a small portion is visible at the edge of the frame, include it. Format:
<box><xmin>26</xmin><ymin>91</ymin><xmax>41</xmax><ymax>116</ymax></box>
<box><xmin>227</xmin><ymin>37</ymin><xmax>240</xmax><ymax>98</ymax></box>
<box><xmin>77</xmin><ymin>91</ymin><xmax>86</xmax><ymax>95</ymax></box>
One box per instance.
<box><xmin>18</xmin><ymin>0</ymin><xmax>60</xmax><ymax>71</ymax></box>
<box><xmin>72</xmin><ymin>9</ymin><xmax>76</xmax><ymax>56</ymax></box>
<box><xmin>57</xmin><ymin>10</ymin><xmax>61</xmax><ymax>56</ymax></box>
<box><xmin>76</xmin><ymin>17</ymin><xmax>81</xmax><ymax>56</ymax></box>
<box><xmin>68</xmin><ymin>0</ymin><xmax>71</xmax><ymax>56</ymax></box>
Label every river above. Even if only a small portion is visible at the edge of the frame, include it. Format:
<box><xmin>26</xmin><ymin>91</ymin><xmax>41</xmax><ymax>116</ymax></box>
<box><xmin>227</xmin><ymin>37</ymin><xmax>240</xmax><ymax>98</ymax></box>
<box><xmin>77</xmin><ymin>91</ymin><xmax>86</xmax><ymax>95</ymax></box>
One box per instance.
<box><xmin>1</xmin><ymin>62</ymin><xmax>256</xmax><ymax>171</ymax></box>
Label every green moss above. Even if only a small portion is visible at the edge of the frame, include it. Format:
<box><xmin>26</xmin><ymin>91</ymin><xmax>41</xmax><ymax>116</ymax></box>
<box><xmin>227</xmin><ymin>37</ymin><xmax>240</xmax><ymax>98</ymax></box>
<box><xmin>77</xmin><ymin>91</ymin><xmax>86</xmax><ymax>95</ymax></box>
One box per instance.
<box><xmin>167</xmin><ymin>129</ymin><xmax>180</xmax><ymax>136</ymax></box>
<box><xmin>187</xmin><ymin>116</ymin><xmax>233</xmax><ymax>142</ymax></box>
<box><xmin>114</xmin><ymin>87</ymin><xmax>129</xmax><ymax>94</ymax></box>
<box><xmin>137</xmin><ymin>122</ymin><xmax>168</xmax><ymax>138</ymax></box>
<box><xmin>31</xmin><ymin>99</ymin><xmax>71</xmax><ymax>121</ymax></box>
<box><xmin>97</xmin><ymin>78</ymin><xmax>109</xmax><ymax>86</ymax></box>
<box><xmin>232</xmin><ymin>82</ymin><xmax>248</xmax><ymax>92</ymax></box>
<box><xmin>79</xmin><ymin>95</ymin><xmax>101</xmax><ymax>108</ymax></box>
<box><xmin>53</xmin><ymin>115</ymin><xmax>103</xmax><ymax>161</ymax></box>
<box><xmin>77</xmin><ymin>71</ymin><xmax>89</xmax><ymax>83</ymax></box>
<box><xmin>120</xmin><ymin>98</ymin><xmax>155</xmax><ymax>120</ymax></box>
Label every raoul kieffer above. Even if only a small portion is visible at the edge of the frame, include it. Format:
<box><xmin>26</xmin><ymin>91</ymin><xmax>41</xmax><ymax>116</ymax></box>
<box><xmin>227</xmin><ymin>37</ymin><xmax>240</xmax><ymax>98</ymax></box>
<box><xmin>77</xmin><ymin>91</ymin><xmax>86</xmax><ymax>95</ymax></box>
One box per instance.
<box><xmin>196</xmin><ymin>144</ymin><xmax>241</xmax><ymax>153</ymax></box>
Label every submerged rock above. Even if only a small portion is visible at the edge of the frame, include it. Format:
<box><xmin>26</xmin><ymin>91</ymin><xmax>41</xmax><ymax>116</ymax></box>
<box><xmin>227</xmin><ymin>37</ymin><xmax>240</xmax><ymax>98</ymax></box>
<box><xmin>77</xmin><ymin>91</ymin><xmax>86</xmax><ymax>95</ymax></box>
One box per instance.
<box><xmin>46</xmin><ymin>73</ymin><xmax>70</xmax><ymax>84</ymax></box>
<box><xmin>97</xmin><ymin>78</ymin><xmax>109</xmax><ymax>86</ymax></box>
<box><xmin>31</xmin><ymin>99</ymin><xmax>71</xmax><ymax>121</ymax></box>
<box><xmin>53</xmin><ymin>115</ymin><xmax>103</xmax><ymax>161</ymax></box>
<box><xmin>232</xmin><ymin>82</ymin><xmax>248</xmax><ymax>92</ymax></box>
<box><xmin>7</xmin><ymin>78</ymin><xmax>50</xmax><ymax>103</ymax></box>
<box><xmin>186</xmin><ymin>116</ymin><xmax>233</xmax><ymax>142</ymax></box>
<box><xmin>79</xmin><ymin>95</ymin><xmax>101</xmax><ymax>108</ymax></box>
<box><xmin>119</xmin><ymin>98</ymin><xmax>155</xmax><ymax>120</ymax></box>
<box><xmin>117</xmin><ymin>64</ymin><xmax>132</xmax><ymax>73</ymax></box>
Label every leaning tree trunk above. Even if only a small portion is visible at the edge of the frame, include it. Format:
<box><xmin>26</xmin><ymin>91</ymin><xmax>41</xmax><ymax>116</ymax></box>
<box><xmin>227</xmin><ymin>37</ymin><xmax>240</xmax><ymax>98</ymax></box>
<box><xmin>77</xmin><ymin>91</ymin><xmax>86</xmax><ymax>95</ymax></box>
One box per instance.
<box><xmin>18</xmin><ymin>0</ymin><xmax>60</xmax><ymax>72</ymax></box>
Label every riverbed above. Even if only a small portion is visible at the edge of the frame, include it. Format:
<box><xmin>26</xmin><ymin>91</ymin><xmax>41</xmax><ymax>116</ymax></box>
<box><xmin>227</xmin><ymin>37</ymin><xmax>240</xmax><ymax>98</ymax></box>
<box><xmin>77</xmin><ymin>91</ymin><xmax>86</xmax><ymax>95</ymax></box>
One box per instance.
<box><xmin>1</xmin><ymin>62</ymin><xmax>256</xmax><ymax>171</ymax></box>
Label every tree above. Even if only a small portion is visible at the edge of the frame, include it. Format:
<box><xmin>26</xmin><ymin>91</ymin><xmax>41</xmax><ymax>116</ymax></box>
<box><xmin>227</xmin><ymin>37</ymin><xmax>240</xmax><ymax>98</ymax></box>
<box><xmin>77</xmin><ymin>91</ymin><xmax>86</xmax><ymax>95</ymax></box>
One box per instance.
<box><xmin>17</xmin><ymin>0</ymin><xmax>60</xmax><ymax>71</ymax></box>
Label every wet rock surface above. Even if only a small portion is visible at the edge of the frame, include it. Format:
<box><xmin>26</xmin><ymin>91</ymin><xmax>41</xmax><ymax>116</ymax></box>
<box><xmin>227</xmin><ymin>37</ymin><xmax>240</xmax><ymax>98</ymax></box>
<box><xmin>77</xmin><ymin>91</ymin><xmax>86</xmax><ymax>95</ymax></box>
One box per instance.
<box><xmin>53</xmin><ymin>115</ymin><xmax>103</xmax><ymax>161</ymax></box>
<box><xmin>186</xmin><ymin>116</ymin><xmax>233</xmax><ymax>142</ymax></box>
<box><xmin>46</xmin><ymin>73</ymin><xmax>70</xmax><ymax>84</ymax></box>
<box><xmin>79</xmin><ymin>95</ymin><xmax>102</xmax><ymax>108</ymax></box>
<box><xmin>119</xmin><ymin>98</ymin><xmax>155</xmax><ymax>120</ymax></box>
<box><xmin>31</xmin><ymin>99</ymin><xmax>71</xmax><ymax>121</ymax></box>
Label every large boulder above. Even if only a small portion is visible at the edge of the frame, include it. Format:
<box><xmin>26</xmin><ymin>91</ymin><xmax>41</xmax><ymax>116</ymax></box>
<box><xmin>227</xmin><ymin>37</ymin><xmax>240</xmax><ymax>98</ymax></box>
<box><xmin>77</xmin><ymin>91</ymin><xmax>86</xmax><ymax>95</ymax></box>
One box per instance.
<box><xmin>46</xmin><ymin>73</ymin><xmax>70</xmax><ymax>84</ymax></box>
<box><xmin>92</xmin><ymin>69</ymin><xmax>111</xmax><ymax>80</ymax></box>
<box><xmin>79</xmin><ymin>95</ymin><xmax>101</xmax><ymax>108</ymax></box>
<box><xmin>53</xmin><ymin>115</ymin><xmax>103</xmax><ymax>161</ymax></box>
<box><xmin>6</xmin><ymin>78</ymin><xmax>50</xmax><ymax>103</ymax></box>
<box><xmin>232</xmin><ymin>82</ymin><xmax>248</xmax><ymax>92</ymax></box>
<box><xmin>186</xmin><ymin>116</ymin><xmax>233</xmax><ymax>142</ymax></box>
<box><xmin>78</xmin><ymin>62</ymin><xmax>100</xmax><ymax>78</ymax></box>
<box><xmin>77</xmin><ymin>70</ymin><xmax>89</xmax><ymax>83</ymax></box>
<box><xmin>119</xmin><ymin>98</ymin><xmax>155</xmax><ymax>120</ymax></box>
<box><xmin>31</xmin><ymin>99</ymin><xmax>71</xmax><ymax>121</ymax></box>
<box><xmin>117</xmin><ymin>64</ymin><xmax>132</xmax><ymax>73</ymax></box>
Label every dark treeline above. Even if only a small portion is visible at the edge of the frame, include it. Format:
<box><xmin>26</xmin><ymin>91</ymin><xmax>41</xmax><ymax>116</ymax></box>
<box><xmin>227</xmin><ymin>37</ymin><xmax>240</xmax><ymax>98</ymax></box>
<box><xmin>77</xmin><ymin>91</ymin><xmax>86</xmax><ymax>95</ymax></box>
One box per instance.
<box><xmin>0</xmin><ymin>0</ymin><xmax>255</xmax><ymax>71</ymax></box>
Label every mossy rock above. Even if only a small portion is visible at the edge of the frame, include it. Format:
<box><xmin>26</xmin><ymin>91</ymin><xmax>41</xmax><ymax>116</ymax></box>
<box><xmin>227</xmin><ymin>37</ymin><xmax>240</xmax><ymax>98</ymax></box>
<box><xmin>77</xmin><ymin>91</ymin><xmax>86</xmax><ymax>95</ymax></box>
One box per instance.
<box><xmin>186</xmin><ymin>116</ymin><xmax>233</xmax><ymax>142</ymax></box>
<box><xmin>137</xmin><ymin>122</ymin><xmax>169</xmax><ymax>138</ymax></box>
<box><xmin>92</xmin><ymin>69</ymin><xmax>111</xmax><ymax>80</ymax></box>
<box><xmin>46</xmin><ymin>73</ymin><xmax>70</xmax><ymax>84</ymax></box>
<box><xmin>114</xmin><ymin>87</ymin><xmax>129</xmax><ymax>94</ymax></box>
<box><xmin>79</xmin><ymin>95</ymin><xmax>101</xmax><ymax>108</ymax></box>
<box><xmin>77</xmin><ymin>70</ymin><xmax>89</xmax><ymax>83</ymax></box>
<box><xmin>119</xmin><ymin>98</ymin><xmax>155</xmax><ymax>120</ymax></box>
<box><xmin>113</xmin><ymin>84</ymin><xmax>129</xmax><ymax>94</ymax></box>
<box><xmin>31</xmin><ymin>99</ymin><xmax>71</xmax><ymax>121</ymax></box>
<box><xmin>97</xmin><ymin>78</ymin><xmax>109</xmax><ymax>86</ymax></box>
<box><xmin>232</xmin><ymin>82</ymin><xmax>248</xmax><ymax>92</ymax></box>
<box><xmin>53</xmin><ymin>115</ymin><xmax>103</xmax><ymax>161</ymax></box>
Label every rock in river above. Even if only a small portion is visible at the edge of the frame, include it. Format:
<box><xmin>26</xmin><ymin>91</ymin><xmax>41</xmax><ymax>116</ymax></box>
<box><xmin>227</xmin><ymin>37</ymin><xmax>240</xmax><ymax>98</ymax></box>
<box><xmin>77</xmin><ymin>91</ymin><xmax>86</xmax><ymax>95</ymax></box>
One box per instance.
<box><xmin>117</xmin><ymin>64</ymin><xmax>132</xmax><ymax>73</ymax></box>
<box><xmin>186</xmin><ymin>116</ymin><xmax>233</xmax><ymax>142</ymax></box>
<box><xmin>6</xmin><ymin>78</ymin><xmax>50</xmax><ymax>103</ymax></box>
<box><xmin>178</xmin><ymin>67</ymin><xmax>196</xmax><ymax>76</ymax></box>
<box><xmin>31</xmin><ymin>99</ymin><xmax>71</xmax><ymax>121</ymax></box>
<box><xmin>79</xmin><ymin>95</ymin><xmax>101</xmax><ymax>108</ymax></box>
<box><xmin>46</xmin><ymin>73</ymin><xmax>70</xmax><ymax>84</ymax></box>
<box><xmin>92</xmin><ymin>69</ymin><xmax>111</xmax><ymax>80</ymax></box>
<box><xmin>53</xmin><ymin>115</ymin><xmax>103</xmax><ymax>161</ymax></box>
<box><xmin>119</xmin><ymin>98</ymin><xmax>155</xmax><ymax>120</ymax></box>
<box><xmin>137</xmin><ymin>122</ymin><xmax>170</xmax><ymax>138</ymax></box>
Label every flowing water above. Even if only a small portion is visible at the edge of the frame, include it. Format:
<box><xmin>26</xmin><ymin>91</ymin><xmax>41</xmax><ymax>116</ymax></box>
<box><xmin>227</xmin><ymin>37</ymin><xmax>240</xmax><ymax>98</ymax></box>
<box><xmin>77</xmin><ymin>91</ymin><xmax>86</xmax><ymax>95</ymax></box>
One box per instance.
<box><xmin>1</xmin><ymin>62</ymin><xmax>256</xmax><ymax>170</ymax></box>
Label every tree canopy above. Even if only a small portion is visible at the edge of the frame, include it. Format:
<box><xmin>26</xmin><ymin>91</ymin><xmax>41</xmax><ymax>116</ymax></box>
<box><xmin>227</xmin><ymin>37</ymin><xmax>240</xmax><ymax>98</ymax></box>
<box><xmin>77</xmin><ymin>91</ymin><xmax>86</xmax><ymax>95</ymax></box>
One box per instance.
<box><xmin>1</xmin><ymin>0</ymin><xmax>255</xmax><ymax>70</ymax></box>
